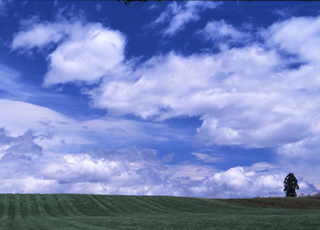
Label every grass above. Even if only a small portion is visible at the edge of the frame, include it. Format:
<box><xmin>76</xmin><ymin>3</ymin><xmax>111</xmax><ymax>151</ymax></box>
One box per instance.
<box><xmin>0</xmin><ymin>194</ymin><xmax>319</xmax><ymax>229</ymax></box>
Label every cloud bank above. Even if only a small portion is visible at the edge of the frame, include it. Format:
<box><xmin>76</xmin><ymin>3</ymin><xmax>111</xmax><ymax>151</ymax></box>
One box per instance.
<box><xmin>0</xmin><ymin>127</ymin><xmax>317</xmax><ymax>197</ymax></box>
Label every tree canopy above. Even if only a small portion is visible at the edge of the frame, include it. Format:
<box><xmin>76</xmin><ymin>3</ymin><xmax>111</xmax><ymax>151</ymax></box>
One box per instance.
<box><xmin>284</xmin><ymin>173</ymin><xmax>299</xmax><ymax>197</ymax></box>
<box><xmin>118</xmin><ymin>0</ymin><xmax>162</xmax><ymax>6</ymax></box>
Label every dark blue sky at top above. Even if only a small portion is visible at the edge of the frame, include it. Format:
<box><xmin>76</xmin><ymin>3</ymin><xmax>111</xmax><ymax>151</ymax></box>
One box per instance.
<box><xmin>1</xmin><ymin>0</ymin><xmax>317</xmax><ymax>102</ymax></box>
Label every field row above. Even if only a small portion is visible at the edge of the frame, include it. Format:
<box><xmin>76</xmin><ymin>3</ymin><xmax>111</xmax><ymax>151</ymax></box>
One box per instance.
<box><xmin>0</xmin><ymin>194</ymin><xmax>230</xmax><ymax>219</ymax></box>
<box><xmin>0</xmin><ymin>194</ymin><xmax>319</xmax><ymax>229</ymax></box>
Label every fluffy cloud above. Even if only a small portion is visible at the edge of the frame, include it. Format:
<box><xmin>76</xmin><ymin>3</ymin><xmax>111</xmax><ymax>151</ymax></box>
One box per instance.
<box><xmin>91</xmin><ymin>47</ymin><xmax>280</xmax><ymax>120</ymax></box>
<box><xmin>12</xmin><ymin>22</ymin><xmax>70</xmax><ymax>49</ymax></box>
<box><xmin>0</xmin><ymin>129</ymin><xmax>317</xmax><ymax>197</ymax></box>
<box><xmin>267</xmin><ymin>16</ymin><xmax>320</xmax><ymax>63</ymax></box>
<box><xmin>152</xmin><ymin>1</ymin><xmax>220</xmax><ymax>37</ymax></box>
<box><xmin>12</xmin><ymin>21</ymin><xmax>126</xmax><ymax>85</ymax></box>
<box><xmin>91</xmin><ymin>46</ymin><xmax>309</xmax><ymax>150</ymax></box>
<box><xmin>0</xmin><ymin>130</ymin><xmax>186</xmax><ymax>195</ymax></box>
<box><xmin>88</xmin><ymin>15</ymin><xmax>320</xmax><ymax>162</ymax></box>
<box><xmin>40</xmin><ymin>148</ymin><xmax>183</xmax><ymax>195</ymax></box>
<box><xmin>0</xmin><ymin>128</ymin><xmax>45</xmax><ymax>189</ymax></box>
<box><xmin>189</xmin><ymin>166</ymin><xmax>318</xmax><ymax>198</ymax></box>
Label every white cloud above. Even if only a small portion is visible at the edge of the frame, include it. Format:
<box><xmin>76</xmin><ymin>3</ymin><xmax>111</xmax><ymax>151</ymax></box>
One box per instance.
<box><xmin>12</xmin><ymin>22</ymin><xmax>70</xmax><ymax>49</ymax></box>
<box><xmin>189</xmin><ymin>166</ymin><xmax>318</xmax><ymax>198</ymax></box>
<box><xmin>92</xmin><ymin>46</ymin><xmax>305</xmax><ymax>150</ymax></box>
<box><xmin>192</xmin><ymin>152</ymin><xmax>225</xmax><ymax>163</ymax></box>
<box><xmin>0</xmin><ymin>99</ymin><xmax>190</xmax><ymax>154</ymax></box>
<box><xmin>0</xmin><ymin>132</ymin><xmax>185</xmax><ymax>195</ymax></box>
<box><xmin>12</xmin><ymin>21</ymin><xmax>126</xmax><ymax>85</ymax></box>
<box><xmin>198</xmin><ymin>20</ymin><xmax>249</xmax><ymax>45</ymax></box>
<box><xmin>90</xmin><ymin>48</ymin><xmax>280</xmax><ymax>121</ymax></box>
<box><xmin>152</xmin><ymin>1</ymin><xmax>220</xmax><ymax>37</ymax></box>
<box><xmin>244</xmin><ymin>162</ymin><xmax>277</xmax><ymax>172</ymax></box>
<box><xmin>0</xmin><ymin>127</ymin><xmax>317</xmax><ymax>197</ymax></box>
<box><xmin>88</xmin><ymin>15</ymin><xmax>320</xmax><ymax>162</ymax></box>
<box><xmin>267</xmin><ymin>15</ymin><xmax>320</xmax><ymax>63</ymax></box>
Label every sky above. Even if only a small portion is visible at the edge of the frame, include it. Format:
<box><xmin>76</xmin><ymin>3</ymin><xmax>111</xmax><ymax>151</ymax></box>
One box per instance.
<box><xmin>0</xmin><ymin>0</ymin><xmax>319</xmax><ymax>198</ymax></box>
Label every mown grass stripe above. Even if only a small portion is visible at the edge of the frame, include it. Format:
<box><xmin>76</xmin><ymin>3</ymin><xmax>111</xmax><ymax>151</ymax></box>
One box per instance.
<box><xmin>0</xmin><ymin>194</ymin><xmax>319</xmax><ymax>229</ymax></box>
<box><xmin>57</xmin><ymin>194</ymin><xmax>75</xmax><ymax>216</ymax></box>
<box><xmin>133</xmin><ymin>196</ymin><xmax>169</xmax><ymax>213</ymax></box>
<box><xmin>38</xmin><ymin>194</ymin><xmax>55</xmax><ymax>217</ymax></box>
<box><xmin>30</xmin><ymin>194</ymin><xmax>43</xmax><ymax>217</ymax></box>
<box><xmin>52</xmin><ymin>193</ymin><xmax>74</xmax><ymax>217</ymax></box>
<box><xmin>18</xmin><ymin>194</ymin><xmax>28</xmax><ymax>219</ymax></box>
<box><xmin>70</xmin><ymin>194</ymin><xmax>97</xmax><ymax>216</ymax></box>
<box><xmin>114</xmin><ymin>195</ymin><xmax>143</xmax><ymax>213</ymax></box>
<box><xmin>143</xmin><ymin>196</ymin><xmax>187</xmax><ymax>213</ymax></box>
<box><xmin>66</xmin><ymin>194</ymin><xmax>93</xmax><ymax>216</ymax></box>
<box><xmin>8</xmin><ymin>194</ymin><xmax>15</xmax><ymax>220</ymax></box>
<box><xmin>107</xmin><ymin>195</ymin><xmax>145</xmax><ymax>213</ymax></box>
<box><xmin>84</xmin><ymin>194</ymin><xmax>117</xmax><ymax>215</ymax></box>
<box><xmin>0</xmin><ymin>194</ymin><xmax>8</xmax><ymax>220</ymax></box>
<box><xmin>41</xmin><ymin>194</ymin><xmax>60</xmax><ymax>218</ymax></box>
<box><xmin>61</xmin><ymin>216</ymin><xmax>118</xmax><ymax>230</ymax></box>
<box><xmin>82</xmin><ymin>194</ymin><xmax>111</xmax><ymax>216</ymax></box>
<box><xmin>59</xmin><ymin>194</ymin><xmax>83</xmax><ymax>216</ymax></box>
<box><xmin>92</xmin><ymin>195</ymin><xmax>126</xmax><ymax>214</ymax></box>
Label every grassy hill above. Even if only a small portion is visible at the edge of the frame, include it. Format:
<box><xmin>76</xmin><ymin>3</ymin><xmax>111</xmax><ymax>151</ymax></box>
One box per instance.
<box><xmin>0</xmin><ymin>194</ymin><xmax>319</xmax><ymax>229</ymax></box>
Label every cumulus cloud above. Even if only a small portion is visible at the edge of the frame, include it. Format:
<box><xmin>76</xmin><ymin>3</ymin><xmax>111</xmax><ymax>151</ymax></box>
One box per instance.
<box><xmin>198</xmin><ymin>20</ymin><xmax>249</xmax><ymax>45</ymax></box>
<box><xmin>0</xmin><ymin>131</ymin><xmax>185</xmax><ymax>195</ymax></box>
<box><xmin>91</xmin><ymin>46</ymin><xmax>304</xmax><ymax>149</ymax></box>
<box><xmin>90</xmin><ymin>47</ymin><xmax>280</xmax><ymax>120</ymax></box>
<box><xmin>152</xmin><ymin>1</ymin><xmax>220</xmax><ymax>37</ymax></box>
<box><xmin>0</xmin><ymin>126</ymin><xmax>317</xmax><ymax>197</ymax></box>
<box><xmin>87</xmin><ymin>14</ymin><xmax>320</xmax><ymax>163</ymax></box>
<box><xmin>0</xmin><ymin>128</ymin><xmax>44</xmax><ymax>182</ymax></box>
<box><xmin>267</xmin><ymin>16</ymin><xmax>320</xmax><ymax>63</ymax></box>
<box><xmin>12</xmin><ymin>21</ymin><xmax>126</xmax><ymax>85</ymax></box>
<box><xmin>189</xmin><ymin>166</ymin><xmax>318</xmax><ymax>198</ymax></box>
<box><xmin>0</xmin><ymin>128</ymin><xmax>315</xmax><ymax>197</ymax></box>
<box><xmin>40</xmin><ymin>149</ymin><xmax>182</xmax><ymax>195</ymax></box>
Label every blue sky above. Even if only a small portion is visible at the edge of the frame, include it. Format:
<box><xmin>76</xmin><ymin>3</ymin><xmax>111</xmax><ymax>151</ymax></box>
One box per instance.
<box><xmin>0</xmin><ymin>0</ymin><xmax>319</xmax><ymax>198</ymax></box>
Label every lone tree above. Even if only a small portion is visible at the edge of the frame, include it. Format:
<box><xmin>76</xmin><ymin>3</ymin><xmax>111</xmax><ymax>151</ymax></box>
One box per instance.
<box><xmin>284</xmin><ymin>173</ymin><xmax>299</xmax><ymax>197</ymax></box>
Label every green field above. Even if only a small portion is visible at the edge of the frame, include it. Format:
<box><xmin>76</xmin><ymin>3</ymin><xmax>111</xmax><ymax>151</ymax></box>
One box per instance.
<box><xmin>0</xmin><ymin>194</ymin><xmax>319</xmax><ymax>230</ymax></box>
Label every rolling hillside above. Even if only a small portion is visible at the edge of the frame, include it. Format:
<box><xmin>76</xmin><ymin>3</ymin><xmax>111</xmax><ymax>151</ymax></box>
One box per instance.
<box><xmin>0</xmin><ymin>194</ymin><xmax>319</xmax><ymax>229</ymax></box>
